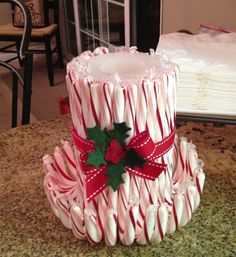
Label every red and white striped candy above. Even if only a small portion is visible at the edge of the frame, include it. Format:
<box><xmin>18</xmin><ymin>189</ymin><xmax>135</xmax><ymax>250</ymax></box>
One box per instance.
<box><xmin>136</xmin><ymin>204</ymin><xmax>156</xmax><ymax>245</ymax></box>
<box><xmin>84</xmin><ymin>208</ymin><xmax>102</xmax><ymax>244</ymax></box>
<box><xmin>104</xmin><ymin>208</ymin><xmax>117</xmax><ymax>246</ymax></box>
<box><xmin>135</xmin><ymin>81</ymin><xmax>148</xmax><ymax>133</ymax></box>
<box><xmin>123</xmin><ymin>204</ymin><xmax>139</xmax><ymax>245</ymax></box>
<box><xmin>56</xmin><ymin>198</ymin><xmax>72</xmax><ymax>229</ymax></box>
<box><xmin>167</xmin><ymin>193</ymin><xmax>184</xmax><ymax>233</ymax></box>
<box><xmin>70</xmin><ymin>204</ymin><xmax>86</xmax><ymax>239</ymax></box>
<box><xmin>117</xmin><ymin>172</ymin><xmax>130</xmax><ymax>241</ymax></box>
<box><xmin>194</xmin><ymin>168</ymin><xmax>205</xmax><ymax>209</ymax></box>
<box><xmin>81</xmin><ymin>78</ymin><xmax>96</xmax><ymax>128</ymax></box>
<box><xmin>100</xmin><ymin>82</ymin><xmax>114</xmax><ymax>130</ymax></box>
<box><xmin>124</xmin><ymin>84</ymin><xmax>138</xmax><ymax>140</ymax></box>
<box><xmin>152</xmin><ymin>203</ymin><xmax>169</xmax><ymax>243</ymax></box>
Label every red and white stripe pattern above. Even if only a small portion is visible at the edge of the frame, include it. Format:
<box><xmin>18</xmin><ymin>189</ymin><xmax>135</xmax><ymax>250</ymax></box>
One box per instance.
<box><xmin>152</xmin><ymin>203</ymin><xmax>169</xmax><ymax>243</ymax></box>
<box><xmin>117</xmin><ymin>172</ymin><xmax>130</xmax><ymax>241</ymax></box>
<box><xmin>70</xmin><ymin>204</ymin><xmax>86</xmax><ymax>239</ymax></box>
<box><xmin>167</xmin><ymin>193</ymin><xmax>184</xmax><ymax>234</ymax></box>
<box><xmin>123</xmin><ymin>204</ymin><xmax>139</xmax><ymax>245</ymax></box>
<box><xmin>104</xmin><ymin>208</ymin><xmax>117</xmax><ymax>246</ymax></box>
<box><xmin>136</xmin><ymin>204</ymin><xmax>156</xmax><ymax>245</ymax></box>
<box><xmin>84</xmin><ymin>208</ymin><xmax>103</xmax><ymax>244</ymax></box>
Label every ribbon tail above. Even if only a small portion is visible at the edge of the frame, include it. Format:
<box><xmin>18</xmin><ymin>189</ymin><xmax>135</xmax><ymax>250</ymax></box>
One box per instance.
<box><xmin>126</xmin><ymin>162</ymin><xmax>167</xmax><ymax>181</ymax></box>
<box><xmin>85</xmin><ymin>165</ymin><xmax>109</xmax><ymax>202</ymax></box>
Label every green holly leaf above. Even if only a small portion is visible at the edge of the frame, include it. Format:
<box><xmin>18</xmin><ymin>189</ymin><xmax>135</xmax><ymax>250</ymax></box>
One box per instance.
<box><xmin>106</xmin><ymin>161</ymin><xmax>126</xmax><ymax>191</ymax></box>
<box><xmin>87</xmin><ymin>125</ymin><xmax>108</xmax><ymax>146</ymax></box>
<box><xmin>107</xmin><ymin>122</ymin><xmax>131</xmax><ymax>145</ymax></box>
<box><xmin>124</xmin><ymin>148</ymin><xmax>146</xmax><ymax>169</ymax></box>
<box><xmin>86</xmin><ymin>147</ymin><xmax>107</xmax><ymax>168</ymax></box>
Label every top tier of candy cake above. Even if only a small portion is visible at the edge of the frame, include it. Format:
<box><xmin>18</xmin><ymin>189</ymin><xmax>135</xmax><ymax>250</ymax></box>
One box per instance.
<box><xmin>66</xmin><ymin>47</ymin><xmax>179</xmax><ymax>142</ymax></box>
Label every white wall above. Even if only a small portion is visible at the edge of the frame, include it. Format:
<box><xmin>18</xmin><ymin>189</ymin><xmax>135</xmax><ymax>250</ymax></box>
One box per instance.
<box><xmin>162</xmin><ymin>0</ymin><xmax>236</xmax><ymax>34</ymax></box>
<box><xmin>0</xmin><ymin>4</ymin><xmax>11</xmax><ymax>25</ymax></box>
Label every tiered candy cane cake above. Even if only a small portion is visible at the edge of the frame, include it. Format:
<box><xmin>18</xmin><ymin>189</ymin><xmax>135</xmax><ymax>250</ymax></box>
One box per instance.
<box><xmin>43</xmin><ymin>47</ymin><xmax>205</xmax><ymax>246</ymax></box>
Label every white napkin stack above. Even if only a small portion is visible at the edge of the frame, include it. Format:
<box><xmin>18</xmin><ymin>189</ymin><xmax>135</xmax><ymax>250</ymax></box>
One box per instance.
<box><xmin>157</xmin><ymin>32</ymin><xmax>236</xmax><ymax>119</ymax></box>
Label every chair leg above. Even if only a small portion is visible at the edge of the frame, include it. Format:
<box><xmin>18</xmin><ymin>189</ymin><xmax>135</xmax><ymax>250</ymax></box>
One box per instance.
<box><xmin>12</xmin><ymin>72</ymin><xmax>18</xmax><ymax>127</ymax></box>
<box><xmin>22</xmin><ymin>53</ymin><xmax>33</xmax><ymax>125</ymax></box>
<box><xmin>45</xmin><ymin>37</ymin><xmax>54</xmax><ymax>86</ymax></box>
<box><xmin>55</xmin><ymin>29</ymin><xmax>64</xmax><ymax>69</ymax></box>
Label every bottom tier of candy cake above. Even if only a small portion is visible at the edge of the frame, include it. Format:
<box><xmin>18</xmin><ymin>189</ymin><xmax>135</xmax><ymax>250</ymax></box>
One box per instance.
<box><xmin>43</xmin><ymin>136</ymin><xmax>205</xmax><ymax>246</ymax></box>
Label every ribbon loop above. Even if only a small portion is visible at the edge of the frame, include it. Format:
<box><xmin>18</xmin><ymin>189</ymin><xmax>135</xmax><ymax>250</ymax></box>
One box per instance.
<box><xmin>128</xmin><ymin>131</ymin><xmax>156</xmax><ymax>159</ymax></box>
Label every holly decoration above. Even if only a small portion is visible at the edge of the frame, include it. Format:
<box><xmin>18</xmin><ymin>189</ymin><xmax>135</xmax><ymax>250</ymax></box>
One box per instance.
<box><xmin>85</xmin><ymin>122</ymin><xmax>146</xmax><ymax>191</ymax></box>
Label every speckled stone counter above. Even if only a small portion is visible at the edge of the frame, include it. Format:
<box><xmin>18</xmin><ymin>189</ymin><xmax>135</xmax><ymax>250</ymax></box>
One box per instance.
<box><xmin>0</xmin><ymin>115</ymin><xmax>235</xmax><ymax>257</ymax></box>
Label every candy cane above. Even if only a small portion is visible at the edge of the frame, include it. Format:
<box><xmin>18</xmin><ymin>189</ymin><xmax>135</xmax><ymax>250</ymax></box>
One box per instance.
<box><xmin>56</xmin><ymin>198</ymin><xmax>72</xmax><ymax>229</ymax></box>
<box><xmin>117</xmin><ymin>172</ymin><xmax>130</xmax><ymax>241</ymax></box>
<box><xmin>44</xmin><ymin>182</ymin><xmax>60</xmax><ymax>218</ymax></box>
<box><xmin>81</xmin><ymin>78</ymin><xmax>96</xmax><ymax>128</ymax></box>
<box><xmin>135</xmin><ymin>80</ymin><xmax>148</xmax><ymax>133</ymax></box>
<box><xmin>70</xmin><ymin>204</ymin><xmax>86</xmax><ymax>239</ymax></box>
<box><xmin>68</xmin><ymin>75</ymin><xmax>86</xmax><ymax>138</ymax></box>
<box><xmin>194</xmin><ymin>168</ymin><xmax>205</xmax><ymax>209</ymax></box>
<box><xmin>167</xmin><ymin>193</ymin><xmax>184</xmax><ymax>234</ymax></box>
<box><xmin>84</xmin><ymin>208</ymin><xmax>103</xmax><ymax>244</ymax></box>
<box><xmin>146</xmin><ymin>79</ymin><xmax>162</xmax><ymax>142</ymax></box>
<box><xmin>97</xmin><ymin>190</ymin><xmax>108</xmax><ymax>237</ymax></box>
<box><xmin>100</xmin><ymin>82</ymin><xmax>114</xmax><ymax>129</ymax></box>
<box><xmin>90</xmin><ymin>82</ymin><xmax>102</xmax><ymax>127</ymax></box>
<box><xmin>123</xmin><ymin>204</ymin><xmax>139</xmax><ymax>245</ymax></box>
<box><xmin>104</xmin><ymin>208</ymin><xmax>118</xmax><ymax>246</ymax></box>
<box><xmin>152</xmin><ymin>203</ymin><xmax>169</xmax><ymax>243</ymax></box>
<box><xmin>124</xmin><ymin>84</ymin><xmax>138</xmax><ymax>140</ymax></box>
<box><xmin>136</xmin><ymin>204</ymin><xmax>156</xmax><ymax>245</ymax></box>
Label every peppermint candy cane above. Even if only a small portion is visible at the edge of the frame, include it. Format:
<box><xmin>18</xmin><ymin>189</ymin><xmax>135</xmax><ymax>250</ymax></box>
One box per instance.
<box><xmin>90</xmin><ymin>82</ymin><xmax>102</xmax><ymax>127</ymax></box>
<box><xmin>193</xmin><ymin>168</ymin><xmax>205</xmax><ymax>209</ymax></box>
<box><xmin>179</xmin><ymin>185</ymin><xmax>196</xmax><ymax>227</ymax></box>
<box><xmin>97</xmin><ymin>190</ymin><xmax>108</xmax><ymax>236</ymax></box>
<box><xmin>65</xmin><ymin>75</ymin><xmax>81</xmax><ymax>133</ymax></box>
<box><xmin>167</xmin><ymin>193</ymin><xmax>184</xmax><ymax>234</ymax></box>
<box><xmin>152</xmin><ymin>203</ymin><xmax>169</xmax><ymax>243</ymax></box>
<box><xmin>123</xmin><ymin>204</ymin><xmax>139</xmax><ymax>245</ymax></box>
<box><xmin>44</xmin><ymin>180</ymin><xmax>60</xmax><ymax>218</ymax></box>
<box><xmin>68</xmin><ymin>74</ymin><xmax>86</xmax><ymax>138</ymax></box>
<box><xmin>100</xmin><ymin>82</ymin><xmax>114</xmax><ymax>130</ymax></box>
<box><xmin>104</xmin><ymin>209</ymin><xmax>117</xmax><ymax>246</ymax></box>
<box><xmin>173</xmin><ymin>138</ymin><xmax>189</xmax><ymax>186</ymax></box>
<box><xmin>81</xmin><ymin>78</ymin><xmax>96</xmax><ymax>129</ymax></box>
<box><xmin>136</xmin><ymin>80</ymin><xmax>148</xmax><ymax>133</ymax></box>
<box><xmin>136</xmin><ymin>204</ymin><xmax>156</xmax><ymax>245</ymax></box>
<box><xmin>61</xmin><ymin>140</ymin><xmax>83</xmax><ymax>183</ymax></box>
<box><xmin>84</xmin><ymin>208</ymin><xmax>103</xmax><ymax>244</ymax></box>
<box><xmin>117</xmin><ymin>172</ymin><xmax>130</xmax><ymax>241</ymax></box>
<box><xmin>146</xmin><ymin>80</ymin><xmax>162</xmax><ymax>142</ymax></box>
<box><xmin>70</xmin><ymin>205</ymin><xmax>86</xmax><ymax>239</ymax></box>
<box><xmin>124</xmin><ymin>84</ymin><xmax>138</xmax><ymax>140</ymax></box>
<box><xmin>56</xmin><ymin>198</ymin><xmax>72</xmax><ymax>229</ymax></box>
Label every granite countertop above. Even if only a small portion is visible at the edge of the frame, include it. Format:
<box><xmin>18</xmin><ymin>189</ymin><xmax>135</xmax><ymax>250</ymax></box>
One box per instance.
<box><xmin>0</xmin><ymin>115</ymin><xmax>235</xmax><ymax>257</ymax></box>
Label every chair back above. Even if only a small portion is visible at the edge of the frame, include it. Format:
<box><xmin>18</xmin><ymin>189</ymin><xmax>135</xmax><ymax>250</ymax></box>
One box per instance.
<box><xmin>13</xmin><ymin>0</ymin><xmax>59</xmax><ymax>27</ymax></box>
<box><xmin>0</xmin><ymin>0</ymin><xmax>32</xmax><ymax>127</ymax></box>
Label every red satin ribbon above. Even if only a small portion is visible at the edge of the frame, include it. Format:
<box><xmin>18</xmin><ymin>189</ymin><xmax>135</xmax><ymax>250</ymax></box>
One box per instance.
<box><xmin>72</xmin><ymin>126</ymin><xmax>175</xmax><ymax>202</ymax></box>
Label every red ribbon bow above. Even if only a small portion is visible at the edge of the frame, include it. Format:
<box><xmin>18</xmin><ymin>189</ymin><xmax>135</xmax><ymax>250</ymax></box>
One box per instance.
<box><xmin>72</xmin><ymin>126</ymin><xmax>175</xmax><ymax>202</ymax></box>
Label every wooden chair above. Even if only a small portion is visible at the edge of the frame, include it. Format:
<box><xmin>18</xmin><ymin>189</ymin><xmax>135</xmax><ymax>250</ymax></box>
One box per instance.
<box><xmin>0</xmin><ymin>0</ymin><xmax>63</xmax><ymax>86</ymax></box>
<box><xmin>0</xmin><ymin>0</ymin><xmax>33</xmax><ymax>127</ymax></box>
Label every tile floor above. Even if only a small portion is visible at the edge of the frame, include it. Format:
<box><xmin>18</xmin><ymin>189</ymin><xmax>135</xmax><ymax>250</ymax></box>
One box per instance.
<box><xmin>0</xmin><ymin>54</ymin><xmax>68</xmax><ymax>132</ymax></box>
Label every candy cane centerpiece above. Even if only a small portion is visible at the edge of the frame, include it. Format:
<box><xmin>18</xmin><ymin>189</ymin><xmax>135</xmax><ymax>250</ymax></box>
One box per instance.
<box><xmin>43</xmin><ymin>47</ymin><xmax>205</xmax><ymax>246</ymax></box>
